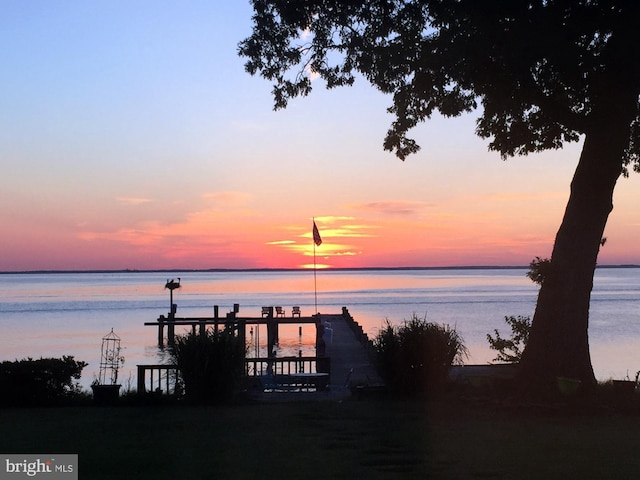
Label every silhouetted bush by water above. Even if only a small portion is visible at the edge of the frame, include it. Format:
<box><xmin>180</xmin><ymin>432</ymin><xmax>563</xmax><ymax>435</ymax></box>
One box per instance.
<box><xmin>171</xmin><ymin>329</ymin><xmax>246</xmax><ymax>404</ymax></box>
<box><xmin>374</xmin><ymin>315</ymin><xmax>467</xmax><ymax>396</ymax></box>
<box><xmin>487</xmin><ymin>315</ymin><xmax>531</xmax><ymax>364</ymax></box>
<box><xmin>0</xmin><ymin>356</ymin><xmax>87</xmax><ymax>406</ymax></box>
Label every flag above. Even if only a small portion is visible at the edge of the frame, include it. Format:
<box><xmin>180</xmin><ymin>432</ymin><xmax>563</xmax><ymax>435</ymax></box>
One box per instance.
<box><xmin>312</xmin><ymin>221</ymin><xmax>322</xmax><ymax>246</ymax></box>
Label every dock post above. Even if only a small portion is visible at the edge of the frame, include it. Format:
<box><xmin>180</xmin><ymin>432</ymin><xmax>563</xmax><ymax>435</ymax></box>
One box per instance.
<box><xmin>315</xmin><ymin>315</ymin><xmax>326</xmax><ymax>356</ymax></box>
<box><xmin>237</xmin><ymin>318</ymin><xmax>246</xmax><ymax>361</ymax></box>
<box><xmin>137</xmin><ymin>365</ymin><xmax>146</xmax><ymax>393</ymax></box>
<box><xmin>168</xmin><ymin>304</ymin><xmax>177</xmax><ymax>346</ymax></box>
<box><xmin>157</xmin><ymin>315</ymin><xmax>165</xmax><ymax>347</ymax></box>
<box><xmin>167</xmin><ymin>322</ymin><xmax>175</xmax><ymax>346</ymax></box>
<box><xmin>213</xmin><ymin>305</ymin><xmax>219</xmax><ymax>331</ymax></box>
<box><xmin>266</xmin><ymin>307</ymin><xmax>276</xmax><ymax>356</ymax></box>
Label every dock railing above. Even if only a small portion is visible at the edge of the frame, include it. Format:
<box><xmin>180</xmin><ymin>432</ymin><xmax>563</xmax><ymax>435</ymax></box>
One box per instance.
<box><xmin>137</xmin><ymin>364</ymin><xmax>180</xmax><ymax>395</ymax></box>
<box><xmin>245</xmin><ymin>356</ymin><xmax>330</xmax><ymax>391</ymax></box>
<box><xmin>244</xmin><ymin>356</ymin><xmax>329</xmax><ymax>376</ymax></box>
<box><xmin>137</xmin><ymin>356</ymin><xmax>331</xmax><ymax>395</ymax></box>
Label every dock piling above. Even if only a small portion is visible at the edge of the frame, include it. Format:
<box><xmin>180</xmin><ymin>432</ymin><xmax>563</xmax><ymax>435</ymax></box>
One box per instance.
<box><xmin>167</xmin><ymin>304</ymin><xmax>177</xmax><ymax>346</ymax></box>
<box><xmin>157</xmin><ymin>315</ymin><xmax>165</xmax><ymax>347</ymax></box>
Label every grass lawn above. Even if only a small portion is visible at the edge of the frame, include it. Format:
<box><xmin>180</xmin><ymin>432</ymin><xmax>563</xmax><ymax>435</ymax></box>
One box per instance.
<box><xmin>2</xmin><ymin>396</ymin><xmax>640</xmax><ymax>479</ymax></box>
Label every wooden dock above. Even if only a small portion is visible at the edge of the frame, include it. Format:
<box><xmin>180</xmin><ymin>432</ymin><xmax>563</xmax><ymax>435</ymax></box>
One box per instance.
<box><xmin>322</xmin><ymin>312</ymin><xmax>384</xmax><ymax>397</ymax></box>
<box><xmin>140</xmin><ymin>305</ymin><xmax>383</xmax><ymax>399</ymax></box>
<box><xmin>144</xmin><ymin>304</ymin><xmax>318</xmax><ymax>349</ymax></box>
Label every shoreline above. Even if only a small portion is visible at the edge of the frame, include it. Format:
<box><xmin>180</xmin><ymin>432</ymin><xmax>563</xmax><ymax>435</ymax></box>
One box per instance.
<box><xmin>2</xmin><ymin>264</ymin><xmax>639</xmax><ymax>275</ymax></box>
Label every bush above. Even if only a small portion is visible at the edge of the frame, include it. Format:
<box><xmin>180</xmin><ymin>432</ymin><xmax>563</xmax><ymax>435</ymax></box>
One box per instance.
<box><xmin>171</xmin><ymin>328</ymin><xmax>246</xmax><ymax>404</ymax></box>
<box><xmin>0</xmin><ymin>356</ymin><xmax>88</xmax><ymax>406</ymax></box>
<box><xmin>486</xmin><ymin>315</ymin><xmax>531</xmax><ymax>363</ymax></box>
<box><xmin>526</xmin><ymin>256</ymin><xmax>552</xmax><ymax>285</ymax></box>
<box><xmin>374</xmin><ymin>314</ymin><xmax>467</xmax><ymax>396</ymax></box>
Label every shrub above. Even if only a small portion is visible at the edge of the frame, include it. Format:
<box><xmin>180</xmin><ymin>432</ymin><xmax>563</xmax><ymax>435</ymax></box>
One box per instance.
<box><xmin>0</xmin><ymin>356</ymin><xmax>88</xmax><ymax>406</ymax></box>
<box><xmin>486</xmin><ymin>315</ymin><xmax>531</xmax><ymax>363</ymax></box>
<box><xmin>171</xmin><ymin>328</ymin><xmax>246</xmax><ymax>404</ymax></box>
<box><xmin>526</xmin><ymin>256</ymin><xmax>552</xmax><ymax>285</ymax></box>
<box><xmin>374</xmin><ymin>314</ymin><xmax>467</xmax><ymax>396</ymax></box>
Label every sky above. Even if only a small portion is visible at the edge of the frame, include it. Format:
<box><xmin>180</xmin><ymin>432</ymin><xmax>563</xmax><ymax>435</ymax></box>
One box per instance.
<box><xmin>2</xmin><ymin>1</ymin><xmax>640</xmax><ymax>271</ymax></box>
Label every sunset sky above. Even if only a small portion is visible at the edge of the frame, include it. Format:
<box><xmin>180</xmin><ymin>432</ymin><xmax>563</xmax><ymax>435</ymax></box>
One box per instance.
<box><xmin>2</xmin><ymin>1</ymin><xmax>640</xmax><ymax>271</ymax></box>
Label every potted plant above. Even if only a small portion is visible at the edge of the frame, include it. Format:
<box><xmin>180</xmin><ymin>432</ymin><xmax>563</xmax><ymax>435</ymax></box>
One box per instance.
<box><xmin>91</xmin><ymin>380</ymin><xmax>122</xmax><ymax>404</ymax></box>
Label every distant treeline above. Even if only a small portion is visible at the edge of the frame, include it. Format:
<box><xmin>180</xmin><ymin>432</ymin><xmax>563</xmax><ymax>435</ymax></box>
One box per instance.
<box><xmin>2</xmin><ymin>265</ymin><xmax>640</xmax><ymax>275</ymax></box>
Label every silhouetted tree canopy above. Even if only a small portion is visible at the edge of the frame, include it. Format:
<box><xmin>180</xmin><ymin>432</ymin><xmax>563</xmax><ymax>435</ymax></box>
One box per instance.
<box><xmin>240</xmin><ymin>1</ymin><xmax>640</xmax><ymax>391</ymax></box>
<box><xmin>240</xmin><ymin>1</ymin><xmax>640</xmax><ymax>161</ymax></box>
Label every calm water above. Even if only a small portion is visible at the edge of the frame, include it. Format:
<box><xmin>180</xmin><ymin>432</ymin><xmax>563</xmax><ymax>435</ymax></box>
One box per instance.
<box><xmin>1</xmin><ymin>268</ymin><xmax>639</xmax><ymax>389</ymax></box>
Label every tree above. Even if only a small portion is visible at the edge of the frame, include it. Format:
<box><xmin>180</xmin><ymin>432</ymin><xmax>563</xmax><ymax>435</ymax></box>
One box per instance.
<box><xmin>238</xmin><ymin>1</ymin><xmax>640</xmax><ymax>391</ymax></box>
<box><xmin>487</xmin><ymin>315</ymin><xmax>532</xmax><ymax>364</ymax></box>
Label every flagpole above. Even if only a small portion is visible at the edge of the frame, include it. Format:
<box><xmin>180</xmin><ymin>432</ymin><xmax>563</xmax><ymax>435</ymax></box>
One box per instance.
<box><xmin>312</xmin><ymin>218</ymin><xmax>322</xmax><ymax>315</ymax></box>
<box><xmin>313</xmin><ymin>218</ymin><xmax>318</xmax><ymax>315</ymax></box>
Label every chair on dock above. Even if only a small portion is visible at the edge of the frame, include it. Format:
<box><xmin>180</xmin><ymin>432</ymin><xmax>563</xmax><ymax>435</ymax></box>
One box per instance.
<box><xmin>275</xmin><ymin>306</ymin><xmax>285</xmax><ymax>317</ymax></box>
<box><xmin>261</xmin><ymin>306</ymin><xmax>270</xmax><ymax>317</ymax></box>
<box><xmin>292</xmin><ymin>306</ymin><xmax>301</xmax><ymax>317</ymax></box>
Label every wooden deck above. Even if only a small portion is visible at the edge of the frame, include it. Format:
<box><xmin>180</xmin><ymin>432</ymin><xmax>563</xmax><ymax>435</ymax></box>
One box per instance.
<box><xmin>139</xmin><ymin>307</ymin><xmax>384</xmax><ymax>400</ymax></box>
<box><xmin>321</xmin><ymin>313</ymin><xmax>384</xmax><ymax>398</ymax></box>
<box><xmin>254</xmin><ymin>311</ymin><xmax>384</xmax><ymax>400</ymax></box>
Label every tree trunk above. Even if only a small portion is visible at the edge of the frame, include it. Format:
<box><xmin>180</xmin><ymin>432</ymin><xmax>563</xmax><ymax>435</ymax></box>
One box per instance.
<box><xmin>516</xmin><ymin>17</ymin><xmax>640</xmax><ymax>393</ymax></box>
<box><xmin>517</xmin><ymin>124</ymin><xmax>630</xmax><ymax>392</ymax></box>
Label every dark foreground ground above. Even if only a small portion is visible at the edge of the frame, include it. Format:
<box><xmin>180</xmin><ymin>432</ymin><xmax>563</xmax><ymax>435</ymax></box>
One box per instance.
<box><xmin>2</xmin><ymin>395</ymin><xmax>640</xmax><ymax>479</ymax></box>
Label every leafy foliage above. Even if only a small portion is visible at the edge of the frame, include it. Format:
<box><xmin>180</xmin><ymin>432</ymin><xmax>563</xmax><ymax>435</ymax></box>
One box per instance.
<box><xmin>526</xmin><ymin>256</ymin><xmax>552</xmax><ymax>286</ymax></box>
<box><xmin>171</xmin><ymin>329</ymin><xmax>246</xmax><ymax>404</ymax></box>
<box><xmin>374</xmin><ymin>314</ymin><xmax>467</xmax><ymax>396</ymax></box>
<box><xmin>487</xmin><ymin>316</ymin><xmax>532</xmax><ymax>364</ymax></box>
<box><xmin>0</xmin><ymin>356</ymin><xmax>88</xmax><ymax>406</ymax></box>
<box><xmin>240</xmin><ymin>1</ymin><xmax>640</xmax><ymax>164</ymax></box>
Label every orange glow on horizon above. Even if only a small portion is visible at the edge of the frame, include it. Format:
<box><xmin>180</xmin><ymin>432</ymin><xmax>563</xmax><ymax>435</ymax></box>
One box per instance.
<box><xmin>7</xmin><ymin>183</ymin><xmax>640</xmax><ymax>271</ymax></box>
<box><xmin>64</xmin><ymin>207</ymin><xmax>593</xmax><ymax>270</ymax></box>
<box><xmin>261</xmin><ymin>217</ymin><xmax>377</xmax><ymax>269</ymax></box>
